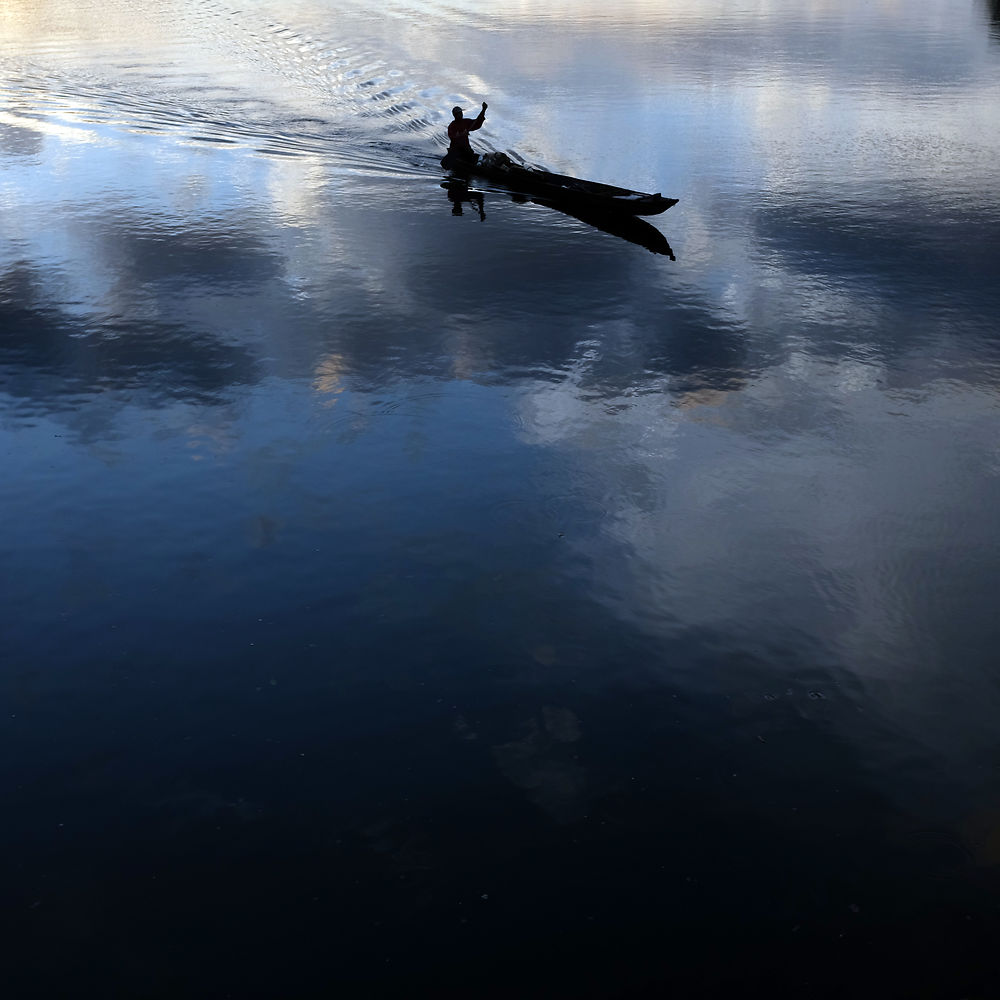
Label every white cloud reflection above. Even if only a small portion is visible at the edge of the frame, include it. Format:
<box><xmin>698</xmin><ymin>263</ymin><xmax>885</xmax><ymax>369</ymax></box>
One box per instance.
<box><xmin>510</xmin><ymin>336</ymin><xmax>1000</xmax><ymax>785</ymax></box>
<box><xmin>4</xmin><ymin>0</ymin><xmax>999</xmax><ymax>628</ymax></box>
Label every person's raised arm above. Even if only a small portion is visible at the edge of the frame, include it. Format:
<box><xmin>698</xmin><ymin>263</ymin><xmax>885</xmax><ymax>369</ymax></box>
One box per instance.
<box><xmin>468</xmin><ymin>101</ymin><xmax>487</xmax><ymax>132</ymax></box>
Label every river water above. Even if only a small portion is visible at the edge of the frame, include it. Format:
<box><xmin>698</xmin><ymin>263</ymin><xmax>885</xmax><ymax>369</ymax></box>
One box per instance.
<box><xmin>3</xmin><ymin>1</ymin><xmax>1000</xmax><ymax>996</ymax></box>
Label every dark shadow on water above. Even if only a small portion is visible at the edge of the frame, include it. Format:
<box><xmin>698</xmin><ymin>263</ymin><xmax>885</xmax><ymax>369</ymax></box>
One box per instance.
<box><xmin>6</xmin><ymin>590</ymin><xmax>1000</xmax><ymax>999</ymax></box>
<box><xmin>0</xmin><ymin>260</ymin><xmax>261</xmax><ymax>423</ymax></box>
<box><xmin>0</xmin><ymin>120</ymin><xmax>44</xmax><ymax>158</ymax></box>
<box><xmin>0</xmin><ymin>208</ymin><xmax>287</xmax><ymax>431</ymax></box>
<box><xmin>750</xmin><ymin>195</ymin><xmax>1000</xmax><ymax>378</ymax></box>
<box><xmin>987</xmin><ymin>0</ymin><xmax>1000</xmax><ymax>40</ymax></box>
<box><xmin>442</xmin><ymin>180</ymin><xmax>675</xmax><ymax>259</ymax></box>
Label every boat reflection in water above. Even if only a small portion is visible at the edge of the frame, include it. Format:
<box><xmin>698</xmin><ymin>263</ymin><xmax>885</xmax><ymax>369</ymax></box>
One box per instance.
<box><xmin>441</xmin><ymin>179</ymin><xmax>675</xmax><ymax>259</ymax></box>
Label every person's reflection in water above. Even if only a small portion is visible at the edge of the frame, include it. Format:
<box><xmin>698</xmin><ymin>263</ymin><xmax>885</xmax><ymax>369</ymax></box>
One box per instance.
<box><xmin>445</xmin><ymin>180</ymin><xmax>485</xmax><ymax>221</ymax></box>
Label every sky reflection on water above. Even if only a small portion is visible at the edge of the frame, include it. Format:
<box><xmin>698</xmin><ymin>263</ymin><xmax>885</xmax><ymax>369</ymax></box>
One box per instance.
<box><xmin>3</xmin><ymin>0</ymin><xmax>1000</xmax><ymax>996</ymax></box>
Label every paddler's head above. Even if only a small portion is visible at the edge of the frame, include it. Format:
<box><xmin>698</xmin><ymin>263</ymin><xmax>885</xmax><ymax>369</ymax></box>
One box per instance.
<box><xmin>452</xmin><ymin>106</ymin><xmax>463</xmax><ymax>120</ymax></box>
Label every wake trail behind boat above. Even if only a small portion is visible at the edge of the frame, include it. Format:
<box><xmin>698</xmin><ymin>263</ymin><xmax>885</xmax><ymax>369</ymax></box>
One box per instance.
<box><xmin>0</xmin><ymin>0</ymin><xmax>528</xmax><ymax>178</ymax></box>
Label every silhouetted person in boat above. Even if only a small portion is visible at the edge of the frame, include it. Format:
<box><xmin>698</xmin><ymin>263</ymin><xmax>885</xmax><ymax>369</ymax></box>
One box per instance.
<box><xmin>442</xmin><ymin>101</ymin><xmax>487</xmax><ymax>169</ymax></box>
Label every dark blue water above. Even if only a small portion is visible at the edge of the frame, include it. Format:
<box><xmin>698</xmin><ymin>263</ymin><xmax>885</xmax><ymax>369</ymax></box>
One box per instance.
<box><xmin>3</xmin><ymin>1</ymin><xmax>1000</xmax><ymax>995</ymax></box>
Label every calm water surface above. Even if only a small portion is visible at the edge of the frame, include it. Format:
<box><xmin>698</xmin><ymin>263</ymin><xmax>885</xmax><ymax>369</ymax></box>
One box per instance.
<box><xmin>3</xmin><ymin>0</ymin><xmax>1000</xmax><ymax>995</ymax></box>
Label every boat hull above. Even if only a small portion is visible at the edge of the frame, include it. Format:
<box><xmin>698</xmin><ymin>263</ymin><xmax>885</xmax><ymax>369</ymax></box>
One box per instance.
<box><xmin>441</xmin><ymin>155</ymin><xmax>677</xmax><ymax>216</ymax></box>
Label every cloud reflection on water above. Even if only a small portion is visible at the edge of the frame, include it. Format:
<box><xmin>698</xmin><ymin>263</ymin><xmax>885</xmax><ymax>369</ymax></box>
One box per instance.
<box><xmin>2</xmin><ymin>0</ymin><xmax>999</xmax><ymax>792</ymax></box>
